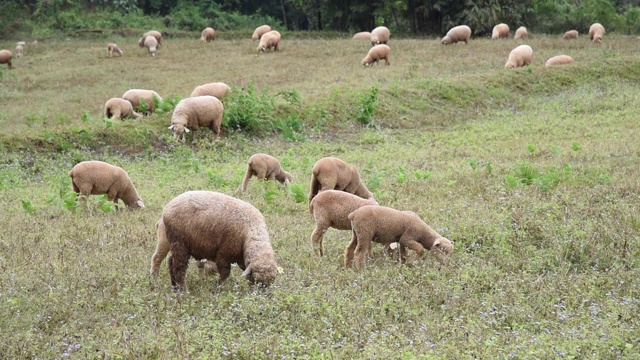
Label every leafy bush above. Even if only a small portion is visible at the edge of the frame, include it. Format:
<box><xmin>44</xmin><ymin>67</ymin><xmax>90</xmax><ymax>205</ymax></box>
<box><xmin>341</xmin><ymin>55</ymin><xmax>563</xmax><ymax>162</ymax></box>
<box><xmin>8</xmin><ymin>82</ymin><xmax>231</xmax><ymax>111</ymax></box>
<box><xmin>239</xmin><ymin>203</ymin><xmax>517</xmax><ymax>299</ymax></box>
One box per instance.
<box><xmin>222</xmin><ymin>84</ymin><xmax>276</xmax><ymax>133</ymax></box>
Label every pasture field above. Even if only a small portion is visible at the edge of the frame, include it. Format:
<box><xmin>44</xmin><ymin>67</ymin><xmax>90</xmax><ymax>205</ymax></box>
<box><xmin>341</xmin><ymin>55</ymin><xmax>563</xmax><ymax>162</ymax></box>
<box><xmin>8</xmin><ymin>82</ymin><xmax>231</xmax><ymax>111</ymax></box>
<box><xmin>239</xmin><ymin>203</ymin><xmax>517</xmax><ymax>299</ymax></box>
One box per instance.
<box><xmin>1</xmin><ymin>34</ymin><xmax>639</xmax><ymax>358</ymax></box>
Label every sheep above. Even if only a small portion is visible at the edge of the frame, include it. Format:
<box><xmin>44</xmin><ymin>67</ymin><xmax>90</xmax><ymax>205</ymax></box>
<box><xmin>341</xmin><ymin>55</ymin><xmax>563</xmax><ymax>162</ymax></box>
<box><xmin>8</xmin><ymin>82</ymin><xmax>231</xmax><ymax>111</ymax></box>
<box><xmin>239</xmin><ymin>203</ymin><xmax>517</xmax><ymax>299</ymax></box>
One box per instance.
<box><xmin>361</xmin><ymin>44</ymin><xmax>391</xmax><ymax>67</ymax></box>
<box><xmin>491</xmin><ymin>23</ymin><xmax>510</xmax><ymax>39</ymax></box>
<box><xmin>15</xmin><ymin>43</ymin><xmax>24</xmax><ymax>58</ymax></box>
<box><xmin>169</xmin><ymin>95</ymin><xmax>224</xmax><ymax>144</ymax></box>
<box><xmin>189</xmin><ymin>82</ymin><xmax>231</xmax><ymax>100</ymax></box>
<box><xmin>308</xmin><ymin>157</ymin><xmax>374</xmax><ymax>206</ymax></box>
<box><xmin>104</xmin><ymin>98</ymin><xmax>143</xmax><ymax>120</ymax></box>
<box><xmin>143</xmin><ymin>35</ymin><xmax>158</xmax><ymax>57</ymax></box>
<box><xmin>563</xmin><ymin>30</ymin><xmax>579</xmax><ymax>40</ymax></box>
<box><xmin>352</xmin><ymin>31</ymin><xmax>372</xmax><ymax>40</ymax></box>
<box><xmin>154</xmin><ymin>190</ymin><xmax>278</xmax><ymax>290</ymax></box>
<box><xmin>107</xmin><ymin>43</ymin><xmax>123</xmax><ymax>58</ymax></box>
<box><xmin>257</xmin><ymin>30</ymin><xmax>281</xmax><ymax>52</ymax></box>
<box><xmin>545</xmin><ymin>55</ymin><xmax>574</xmax><ymax>67</ymax></box>
<box><xmin>589</xmin><ymin>23</ymin><xmax>605</xmax><ymax>43</ymax></box>
<box><xmin>252</xmin><ymin>25</ymin><xmax>272</xmax><ymax>41</ymax></box>
<box><xmin>441</xmin><ymin>25</ymin><xmax>472</xmax><ymax>45</ymax></box>
<box><xmin>514</xmin><ymin>26</ymin><xmax>528</xmax><ymax>40</ymax></box>
<box><xmin>344</xmin><ymin>205</ymin><xmax>454</xmax><ymax>270</ymax></box>
<box><xmin>0</xmin><ymin>50</ymin><xmax>12</xmax><ymax>69</ymax></box>
<box><xmin>309</xmin><ymin>190</ymin><xmax>378</xmax><ymax>257</ymax></box>
<box><xmin>138</xmin><ymin>30</ymin><xmax>162</xmax><ymax>48</ymax></box>
<box><xmin>122</xmin><ymin>89</ymin><xmax>163</xmax><ymax>113</ymax></box>
<box><xmin>68</xmin><ymin>160</ymin><xmax>145</xmax><ymax>211</ymax></box>
<box><xmin>370</xmin><ymin>26</ymin><xmax>391</xmax><ymax>46</ymax></box>
<box><xmin>200</xmin><ymin>27</ymin><xmax>216</xmax><ymax>42</ymax></box>
<box><xmin>504</xmin><ymin>44</ymin><xmax>533</xmax><ymax>69</ymax></box>
<box><xmin>241</xmin><ymin>153</ymin><xmax>293</xmax><ymax>191</ymax></box>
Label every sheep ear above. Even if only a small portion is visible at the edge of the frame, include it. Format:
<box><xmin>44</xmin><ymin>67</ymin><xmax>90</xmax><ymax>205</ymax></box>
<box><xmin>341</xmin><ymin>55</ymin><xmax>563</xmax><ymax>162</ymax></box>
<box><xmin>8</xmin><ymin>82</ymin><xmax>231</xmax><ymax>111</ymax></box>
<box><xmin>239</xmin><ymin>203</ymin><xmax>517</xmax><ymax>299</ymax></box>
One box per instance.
<box><xmin>433</xmin><ymin>239</ymin><xmax>441</xmax><ymax>248</ymax></box>
<box><xmin>137</xmin><ymin>200</ymin><xmax>145</xmax><ymax>208</ymax></box>
<box><xmin>168</xmin><ymin>125</ymin><xmax>174</xmax><ymax>130</ymax></box>
<box><xmin>241</xmin><ymin>265</ymin><xmax>252</xmax><ymax>277</ymax></box>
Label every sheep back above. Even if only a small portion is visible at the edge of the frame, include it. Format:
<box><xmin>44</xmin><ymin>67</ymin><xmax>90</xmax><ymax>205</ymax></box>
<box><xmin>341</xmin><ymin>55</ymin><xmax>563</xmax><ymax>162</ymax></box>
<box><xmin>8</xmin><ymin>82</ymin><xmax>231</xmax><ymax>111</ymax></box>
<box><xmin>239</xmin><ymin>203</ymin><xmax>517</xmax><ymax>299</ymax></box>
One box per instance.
<box><xmin>0</xmin><ymin>50</ymin><xmax>12</xmax><ymax>69</ymax></box>
<box><xmin>441</xmin><ymin>25</ymin><xmax>472</xmax><ymax>45</ymax></box>
<box><xmin>589</xmin><ymin>23</ymin><xmax>605</xmax><ymax>43</ymax></box>
<box><xmin>68</xmin><ymin>160</ymin><xmax>144</xmax><ymax>209</ymax></box>
<box><xmin>143</xmin><ymin>35</ymin><xmax>158</xmax><ymax>56</ymax></box>
<box><xmin>370</xmin><ymin>26</ymin><xmax>390</xmax><ymax>46</ymax></box>
<box><xmin>352</xmin><ymin>31</ymin><xmax>371</xmax><ymax>40</ymax></box>
<box><xmin>362</xmin><ymin>44</ymin><xmax>391</xmax><ymax>67</ymax></box>
<box><xmin>190</xmin><ymin>82</ymin><xmax>231</xmax><ymax>99</ymax></box>
<box><xmin>514</xmin><ymin>26</ymin><xmax>528</xmax><ymax>40</ymax></box>
<box><xmin>122</xmin><ymin>89</ymin><xmax>162</xmax><ymax>113</ymax></box>
<box><xmin>257</xmin><ymin>30</ymin><xmax>281</xmax><ymax>52</ymax></box>
<box><xmin>563</xmin><ymin>30</ymin><xmax>579</xmax><ymax>40</ymax></box>
<box><xmin>242</xmin><ymin>153</ymin><xmax>292</xmax><ymax>191</ymax></box>
<box><xmin>309</xmin><ymin>157</ymin><xmax>374</xmax><ymax>204</ymax></box>
<box><xmin>104</xmin><ymin>97</ymin><xmax>142</xmax><ymax>120</ymax></box>
<box><xmin>200</xmin><ymin>27</ymin><xmax>216</xmax><ymax>42</ymax></box>
<box><xmin>505</xmin><ymin>44</ymin><xmax>533</xmax><ymax>69</ymax></box>
<box><xmin>491</xmin><ymin>23</ymin><xmax>510</xmax><ymax>39</ymax></box>
<box><xmin>545</xmin><ymin>55</ymin><xmax>574</xmax><ymax>67</ymax></box>
<box><xmin>252</xmin><ymin>25</ymin><xmax>272</xmax><ymax>41</ymax></box>
<box><xmin>170</xmin><ymin>95</ymin><xmax>224</xmax><ymax>142</ymax></box>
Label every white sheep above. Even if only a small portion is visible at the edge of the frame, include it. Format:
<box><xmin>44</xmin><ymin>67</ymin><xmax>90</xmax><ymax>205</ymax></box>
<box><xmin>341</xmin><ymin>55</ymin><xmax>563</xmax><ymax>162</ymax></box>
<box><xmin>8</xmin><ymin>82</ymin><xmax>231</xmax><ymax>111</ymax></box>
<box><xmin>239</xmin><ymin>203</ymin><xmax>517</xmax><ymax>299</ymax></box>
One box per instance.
<box><xmin>441</xmin><ymin>25</ymin><xmax>472</xmax><ymax>45</ymax></box>
<box><xmin>104</xmin><ymin>98</ymin><xmax>143</xmax><ymax>120</ymax></box>
<box><xmin>190</xmin><ymin>82</ymin><xmax>231</xmax><ymax>100</ymax></box>
<box><xmin>200</xmin><ymin>27</ymin><xmax>216</xmax><ymax>42</ymax></box>
<box><xmin>138</xmin><ymin>30</ymin><xmax>163</xmax><ymax>48</ymax></box>
<box><xmin>153</xmin><ymin>190</ymin><xmax>278</xmax><ymax>290</ymax></box>
<box><xmin>370</xmin><ymin>26</ymin><xmax>390</xmax><ymax>46</ymax></box>
<box><xmin>68</xmin><ymin>160</ymin><xmax>145</xmax><ymax>211</ymax></box>
<box><xmin>122</xmin><ymin>89</ymin><xmax>163</xmax><ymax>113</ymax></box>
<box><xmin>361</xmin><ymin>44</ymin><xmax>391</xmax><ymax>67</ymax></box>
<box><xmin>15</xmin><ymin>43</ymin><xmax>24</xmax><ymax>58</ymax></box>
<box><xmin>143</xmin><ymin>35</ymin><xmax>158</xmax><ymax>57</ymax></box>
<box><xmin>308</xmin><ymin>157</ymin><xmax>374</xmax><ymax>205</ymax></box>
<box><xmin>344</xmin><ymin>205</ymin><xmax>454</xmax><ymax>270</ymax></box>
<box><xmin>589</xmin><ymin>23</ymin><xmax>605</xmax><ymax>43</ymax></box>
<box><xmin>492</xmin><ymin>23</ymin><xmax>510</xmax><ymax>39</ymax></box>
<box><xmin>504</xmin><ymin>44</ymin><xmax>533</xmax><ymax>69</ymax></box>
<box><xmin>107</xmin><ymin>43</ymin><xmax>123</xmax><ymax>57</ymax></box>
<box><xmin>252</xmin><ymin>25</ymin><xmax>272</xmax><ymax>41</ymax></box>
<box><xmin>545</xmin><ymin>55</ymin><xmax>574</xmax><ymax>67</ymax></box>
<box><xmin>257</xmin><ymin>30</ymin><xmax>281</xmax><ymax>52</ymax></box>
<box><xmin>352</xmin><ymin>31</ymin><xmax>372</xmax><ymax>40</ymax></box>
<box><xmin>563</xmin><ymin>30</ymin><xmax>579</xmax><ymax>40</ymax></box>
<box><xmin>169</xmin><ymin>95</ymin><xmax>224</xmax><ymax>144</ymax></box>
<box><xmin>241</xmin><ymin>153</ymin><xmax>292</xmax><ymax>191</ymax></box>
<box><xmin>0</xmin><ymin>50</ymin><xmax>12</xmax><ymax>69</ymax></box>
<box><xmin>514</xmin><ymin>26</ymin><xmax>528</xmax><ymax>40</ymax></box>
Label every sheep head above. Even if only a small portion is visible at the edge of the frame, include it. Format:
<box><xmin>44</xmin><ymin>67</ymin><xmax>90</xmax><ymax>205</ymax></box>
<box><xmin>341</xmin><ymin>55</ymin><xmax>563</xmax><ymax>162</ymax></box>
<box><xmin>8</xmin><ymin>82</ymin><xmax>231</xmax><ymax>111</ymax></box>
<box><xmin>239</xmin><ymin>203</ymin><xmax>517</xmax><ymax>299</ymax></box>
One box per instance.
<box><xmin>431</xmin><ymin>237</ymin><xmax>454</xmax><ymax>263</ymax></box>
<box><xmin>441</xmin><ymin>36</ymin><xmax>451</xmax><ymax>45</ymax></box>
<box><xmin>241</xmin><ymin>260</ymin><xmax>277</xmax><ymax>287</ymax></box>
<box><xmin>168</xmin><ymin>124</ymin><xmax>190</xmax><ymax>143</ymax></box>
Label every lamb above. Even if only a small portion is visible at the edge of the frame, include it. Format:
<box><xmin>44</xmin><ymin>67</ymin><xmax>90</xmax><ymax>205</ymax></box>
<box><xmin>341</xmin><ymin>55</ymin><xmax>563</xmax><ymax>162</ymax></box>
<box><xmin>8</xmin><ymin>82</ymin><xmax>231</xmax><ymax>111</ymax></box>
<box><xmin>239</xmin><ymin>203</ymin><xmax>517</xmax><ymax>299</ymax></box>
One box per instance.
<box><xmin>309</xmin><ymin>190</ymin><xmax>378</xmax><ymax>257</ymax></box>
<box><xmin>589</xmin><ymin>23</ymin><xmax>605</xmax><ymax>43</ymax></box>
<box><xmin>0</xmin><ymin>50</ymin><xmax>12</xmax><ymax>69</ymax></box>
<box><xmin>370</xmin><ymin>26</ymin><xmax>391</xmax><ymax>46</ymax></box>
<box><xmin>563</xmin><ymin>30</ymin><xmax>579</xmax><ymax>40</ymax></box>
<box><xmin>107</xmin><ymin>43</ymin><xmax>123</xmax><ymax>57</ymax></box>
<box><xmin>169</xmin><ymin>95</ymin><xmax>224</xmax><ymax>144</ymax></box>
<box><xmin>241</xmin><ymin>153</ymin><xmax>293</xmax><ymax>191</ymax></box>
<box><xmin>352</xmin><ymin>31</ymin><xmax>372</xmax><ymax>40</ymax></box>
<box><xmin>545</xmin><ymin>55</ymin><xmax>574</xmax><ymax>67</ymax></box>
<box><xmin>441</xmin><ymin>25</ymin><xmax>472</xmax><ymax>45</ymax></box>
<box><xmin>153</xmin><ymin>190</ymin><xmax>278</xmax><ymax>290</ymax></box>
<box><xmin>514</xmin><ymin>26</ymin><xmax>528</xmax><ymax>40</ymax></box>
<box><xmin>138</xmin><ymin>30</ymin><xmax>162</xmax><ymax>47</ymax></box>
<box><xmin>122</xmin><ymin>89</ymin><xmax>163</xmax><ymax>113</ymax></box>
<box><xmin>15</xmin><ymin>43</ymin><xmax>24</xmax><ymax>58</ymax></box>
<box><xmin>308</xmin><ymin>157</ymin><xmax>374</xmax><ymax>205</ymax></box>
<box><xmin>252</xmin><ymin>25</ymin><xmax>272</xmax><ymax>41</ymax></box>
<box><xmin>200</xmin><ymin>27</ymin><xmax>216</xmax><ymax>42</ymax></box>
<box><xmin>68</xmin><ymin>160</ymin><xmax>145</xmax><ymax>211</ymax></box>
<box><xmin>190</xmin><ymin>82</ymin><xmax>231</xmax><ymax>100</ymax></box>
<box><xmin>143</xmin><ymin>35</ymin><xmax>158</xmax><ymax>57</ymax></box>
<box><xmin>104</xmin><ymin>98</ymin><xmax>143</xmax><ymax>120</ymax></box>
<box><xmin>344</xmin><ymin>205</ymin><xmax>454</xmax><ymax>270</ymax></box>
<box><xmin>361</xmin><ymin>44</ymin><xmax>391</xmax><ymax>67</ymax></box>
<box><xmin>257</xmin><ymin>30</ymin><xmax>281</xmax><ymax>52</ymax></box>
<box><xmin>491</xmin><ymin>23</ymin><xmax>510</xmax><ymax>39</ymax></box>
<box><xmin>504</xmin><ymin>44</ymin><xmax>533</xmax><ymax>69</ymax></box>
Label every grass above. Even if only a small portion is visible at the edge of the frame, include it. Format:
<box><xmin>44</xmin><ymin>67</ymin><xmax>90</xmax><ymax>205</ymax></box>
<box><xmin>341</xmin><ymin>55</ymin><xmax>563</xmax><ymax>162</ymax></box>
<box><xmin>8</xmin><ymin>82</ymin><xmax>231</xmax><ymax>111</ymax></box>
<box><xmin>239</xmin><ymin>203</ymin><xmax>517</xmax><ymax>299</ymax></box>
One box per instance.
<box><xmin>1</xmin><ymin>33</ymin><xmax>639</xmax><ymax>358</ymax></box>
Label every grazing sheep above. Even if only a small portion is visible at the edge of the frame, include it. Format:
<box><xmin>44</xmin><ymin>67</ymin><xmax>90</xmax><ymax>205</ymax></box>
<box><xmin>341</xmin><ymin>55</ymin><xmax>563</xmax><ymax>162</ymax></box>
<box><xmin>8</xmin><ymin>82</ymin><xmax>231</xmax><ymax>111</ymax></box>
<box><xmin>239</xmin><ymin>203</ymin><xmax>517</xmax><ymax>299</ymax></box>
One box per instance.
<box><xmin>257</xmin><ymin>30</ymin><xmax>281</xmax><ymax>52</ymax></box>
<box><xmin>370</xmin><ymin>26</ymin><xmax>391</xmax><ymax>46</ymax></box>
<box><xmin>514</xmin><ymin>26</ymin><xmax>528</xmax><ymax>40</ymax></box>
<box><xmin>441</xmin><ymin>25</ymin><xmax>472</xmax><ymax>45</ymax></box>
<box><xmin>122</xmin><ymin>89</ymin><xmax>162</xmax><ymax>113</ymax></box>
<box><xmin>68</xmin><ymin>160</ymin><xmax>145</xmax><ymax>211</ymax></box>
<box><xmin>352</xmin><ymin>31</ymin><xmax>372</xmax><ymax>40</ymax></box>
<box><xmin>104</xmin><ymin>98</ymin><xmax>142</xmax><ymax>120</ymax></box>
<box><xmin>200</xmin><ymin>27</ymin><xmax>216</xmax><ymax>42</ymax></box>
<box><xmin>310</xmin><ymin>190</ymin><xmax>378</xmax><ymax>257</ymax></box>
<box><xmin>15</xmin><ymin>43</ymin><xmax>24</xmax><ymax>58</ymax></box>
<box><xmin>545</xmin><ymin>55</ymin><xmax>574</xmax><ymax>67</ymax></box>
<box><xmin>155</xmin><ymin>190</ymin><xmax>278</xmax><ymax>290</ymax></box>
<box><xmin>241</xmin><ymin>153</ymin><xmax>292</xmax><ymax>191</ymax></box>
<box><xmin>491</xmin><ymin>23</ymin><xmax>510</xmax><ymax>39</ymax></box>
<box><xmin>308</xmin><ymin>157</ymin><xmax>374</xmax><ymax>206</ymax></box>
<box><xmin>138</xmin><ymin>30</ymin><xmax>162</xmax><ymax>47</ymax></box>
<box><xmin>189</xmin><ymin>82</ymin><xmax>231</xmax><ymax>100</ymax></box>
<box><xmin>252</xmin><ymin>25</ymin><xmax>272</xmax><ymax>41</ymax></box>
<box><xmin>107</xmin><ymin>43</ymin><xmax>123</xmax><ymax>57</ymax></box>
<box><xmin>505</xmin><ymin>44</ymin><xmax>533</xmax><ymax>69</ymax></box>
<box><xmin>563</xmin><ymin>30</ymin><xmax>579</xmax><ymax>40</ymax></box>
<box><xmin>589</xmin><ymin>23</ymin><xmax>605</xmax><ymax>43</ymax></box>
<box><xmin>344</xmin><ymin>205</ymin><xmax>454</xmax><ymax>270</ymax></box>
<box><xmin>0</xmin><ymin>50</ymin><xmax>12</xmax><ymax>69</ymax></box>
<box><xmin>169</xmin><ymin>95</ymin><xmax>224</xmax><ymax>144</ymax></box>
<box><xmin>143</xmin><ymin>35</ymin><xmax>158</xmax><ymax>57</ymax></box>
<box><xmin>361</xmin><ymin>44</ymin><xmax>391</xmax><ymax>67</ymax></box>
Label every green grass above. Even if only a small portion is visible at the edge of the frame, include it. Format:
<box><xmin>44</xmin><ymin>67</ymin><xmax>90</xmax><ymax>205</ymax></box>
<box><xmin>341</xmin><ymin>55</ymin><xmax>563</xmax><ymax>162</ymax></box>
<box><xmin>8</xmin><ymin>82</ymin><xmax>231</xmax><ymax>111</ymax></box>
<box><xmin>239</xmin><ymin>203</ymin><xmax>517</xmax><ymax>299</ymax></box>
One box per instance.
<box><xmin>1</xmin><ymin>34</ymin><xmax>639</xmax><ymax>358</ymax></box>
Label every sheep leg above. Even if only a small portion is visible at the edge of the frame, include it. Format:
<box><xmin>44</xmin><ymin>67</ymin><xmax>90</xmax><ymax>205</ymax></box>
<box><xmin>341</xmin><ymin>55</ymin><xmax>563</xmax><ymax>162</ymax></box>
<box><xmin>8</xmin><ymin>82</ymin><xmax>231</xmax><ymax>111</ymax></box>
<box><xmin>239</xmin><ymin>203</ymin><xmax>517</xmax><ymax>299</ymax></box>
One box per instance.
<box><xmin>111</xmin><ymin>109</ymin><xmax>122</xmax><ymax>120</ymax></box>
<box><xmin>107</xmin><ymin>189</ymin><xmax>121</xmax><ymax>212</ymax></box>
<box><xmin>399</xmin><ymin>238</ymin><xmax>425</xmax><ymax>262</ymax></box>
<box><xmin>353</xmin><ymin>238</ymin><xmax>371</xmax><ymax>270</ymax></box>
<box><xmin>168</xmin><ymin>245</ymin><xmax>190</xmax><ymax>292</ymax></box>
<box><xmin>344</xmin><ymin>231</ymin><xmax>358</xmax><ymax>268</ymax></box>
<box><xmin>241</xmin><ymin>167</ymin><xmax>255</xmax><ymax>191</ymax></box>
<box><xmin>310</xmin><ymin>223</ymin><xmax>328</xmax><ymax>257</ymax></box>
<box><xmin>215</xmin><ymin>261</ymin><xmax>232</xmax><ymax>285</ymax></box>
<box><xmin>191</xmin><ymin>130</ymin><xmax>198</xmax><ymax>145</ymax></box>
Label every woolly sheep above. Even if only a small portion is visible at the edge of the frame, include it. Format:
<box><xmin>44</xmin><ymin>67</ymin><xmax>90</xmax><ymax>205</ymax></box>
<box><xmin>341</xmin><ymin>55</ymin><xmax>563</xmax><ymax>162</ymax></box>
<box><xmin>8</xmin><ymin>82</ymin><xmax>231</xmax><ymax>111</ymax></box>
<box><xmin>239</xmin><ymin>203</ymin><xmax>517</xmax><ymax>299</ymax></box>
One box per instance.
<box><xmin>441</xmin><ymin>25</ymin><xmax>472</xmax><ymax>45</ymax></box>
<box><xmin>107</xmin><ymin>43</ymin><xmax>123</xmax><ymax>58</ymax></box>
<box><xmin>68</xmin><ymin>160</ymin><xmax>145</xmax><ymax>210</ymax></box>
<box><xmin>241</xmin><ymin>153</ymin><xmax>292</xmax><ymax>191</ymax></box>
<box><xmin>0</xmin><ymin>50</ymin><xmax>12</xmax><ymax>69</ymax></box>
<box><xmin>252</xmin><ymin>25</ymin><xmax>272</xmax><ymax>41</ymax></box>
<box><xmin>514</xmin><ymin>26</ymin><xmax>528</xmax><ymax>40</ymax></box>
<box><xmin>505</xmin><ymin>44</ymin><xmax>533</xmax><ymax>69</ymax></box>
<box><xmin>138</xmin><ymin>30</ymin><xmax>163</xmax><ymax>47</ymax></box>
<box><xmin>370</xmin><ymin>26</ymin><xmax>390</xmax><ymax>46</ymax></box>
<box><xmin>491</xmin><ymin>23</ymin><xmax>510</xmax><ymax>39</ymax></box>
<box><xmin>589</xmin><ymin>23</ymin><xmax>605</xmax><ymax>43</ymax></box>
<box><xmin>143</xmin><ymin>35</ymin><xmax>158</xmax><ymax>57</ymax></box>
<box><xmin>189</xmin><ymin>82</ymin><xmax>231</xmax><ymax>100</ymax></box>
<box><xmin>104</xmin><ymin>98</ymin><xmax>142</xmax><ymax>120</ymax></box>
<box><xmin>308</xmin><ymin>157</ymin><xmax>374</xmax><ymax>205</ymax></box>
<box><xmin>563</xmin><ymin>30</ymin><xmax>579</xmax><ymax>40</ymax></box>
<box><xmin>154</xmin><ymin>190</ymin><xmax>278</xmax><ymax>290</ymax></box>
<box><xmin>169</xmin><ymin>95</ymin><xmax>224</xmax><ymax>144</ymax></box>
<box><xmin>309</xmin><ymin>190</ymin><xmax>378</xmax><ymax>257</ymax></box>
<box><xmin>122</xmin><ymin>89</ymin><xmax>162</xmax><ymax>113</ymax></box>
<box><xmin>15</xmin><ymin>43</ymin><xmax>24</xmax><ymax>58</ymax></box>
<box><xmin>200</xmin><ymin>27</ymin><xmax>216</xmax><ymax>42</ymax></box>
<box><xmin>257</xmin><ymin>30</ymin><xmax>281</xmax><ymax>52</ymax></box>
<box><xmin>344</xmin><ymin>205</ymin><xmax>454</xmax><ymax>270</ymax></box>
<box><xmin>352</xmin><ymin>31</ymin><xmax>372</xmax><ymax>40</ymax></box>
<box><xmin>545</xmin><ymin>55</ymin><xmax>574</xmax><ymax>67</ymax></box>
<box><xmin>361</xmin><ymin>44</ymin><xmax>391</xmax><ymax>67</ymax></box>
